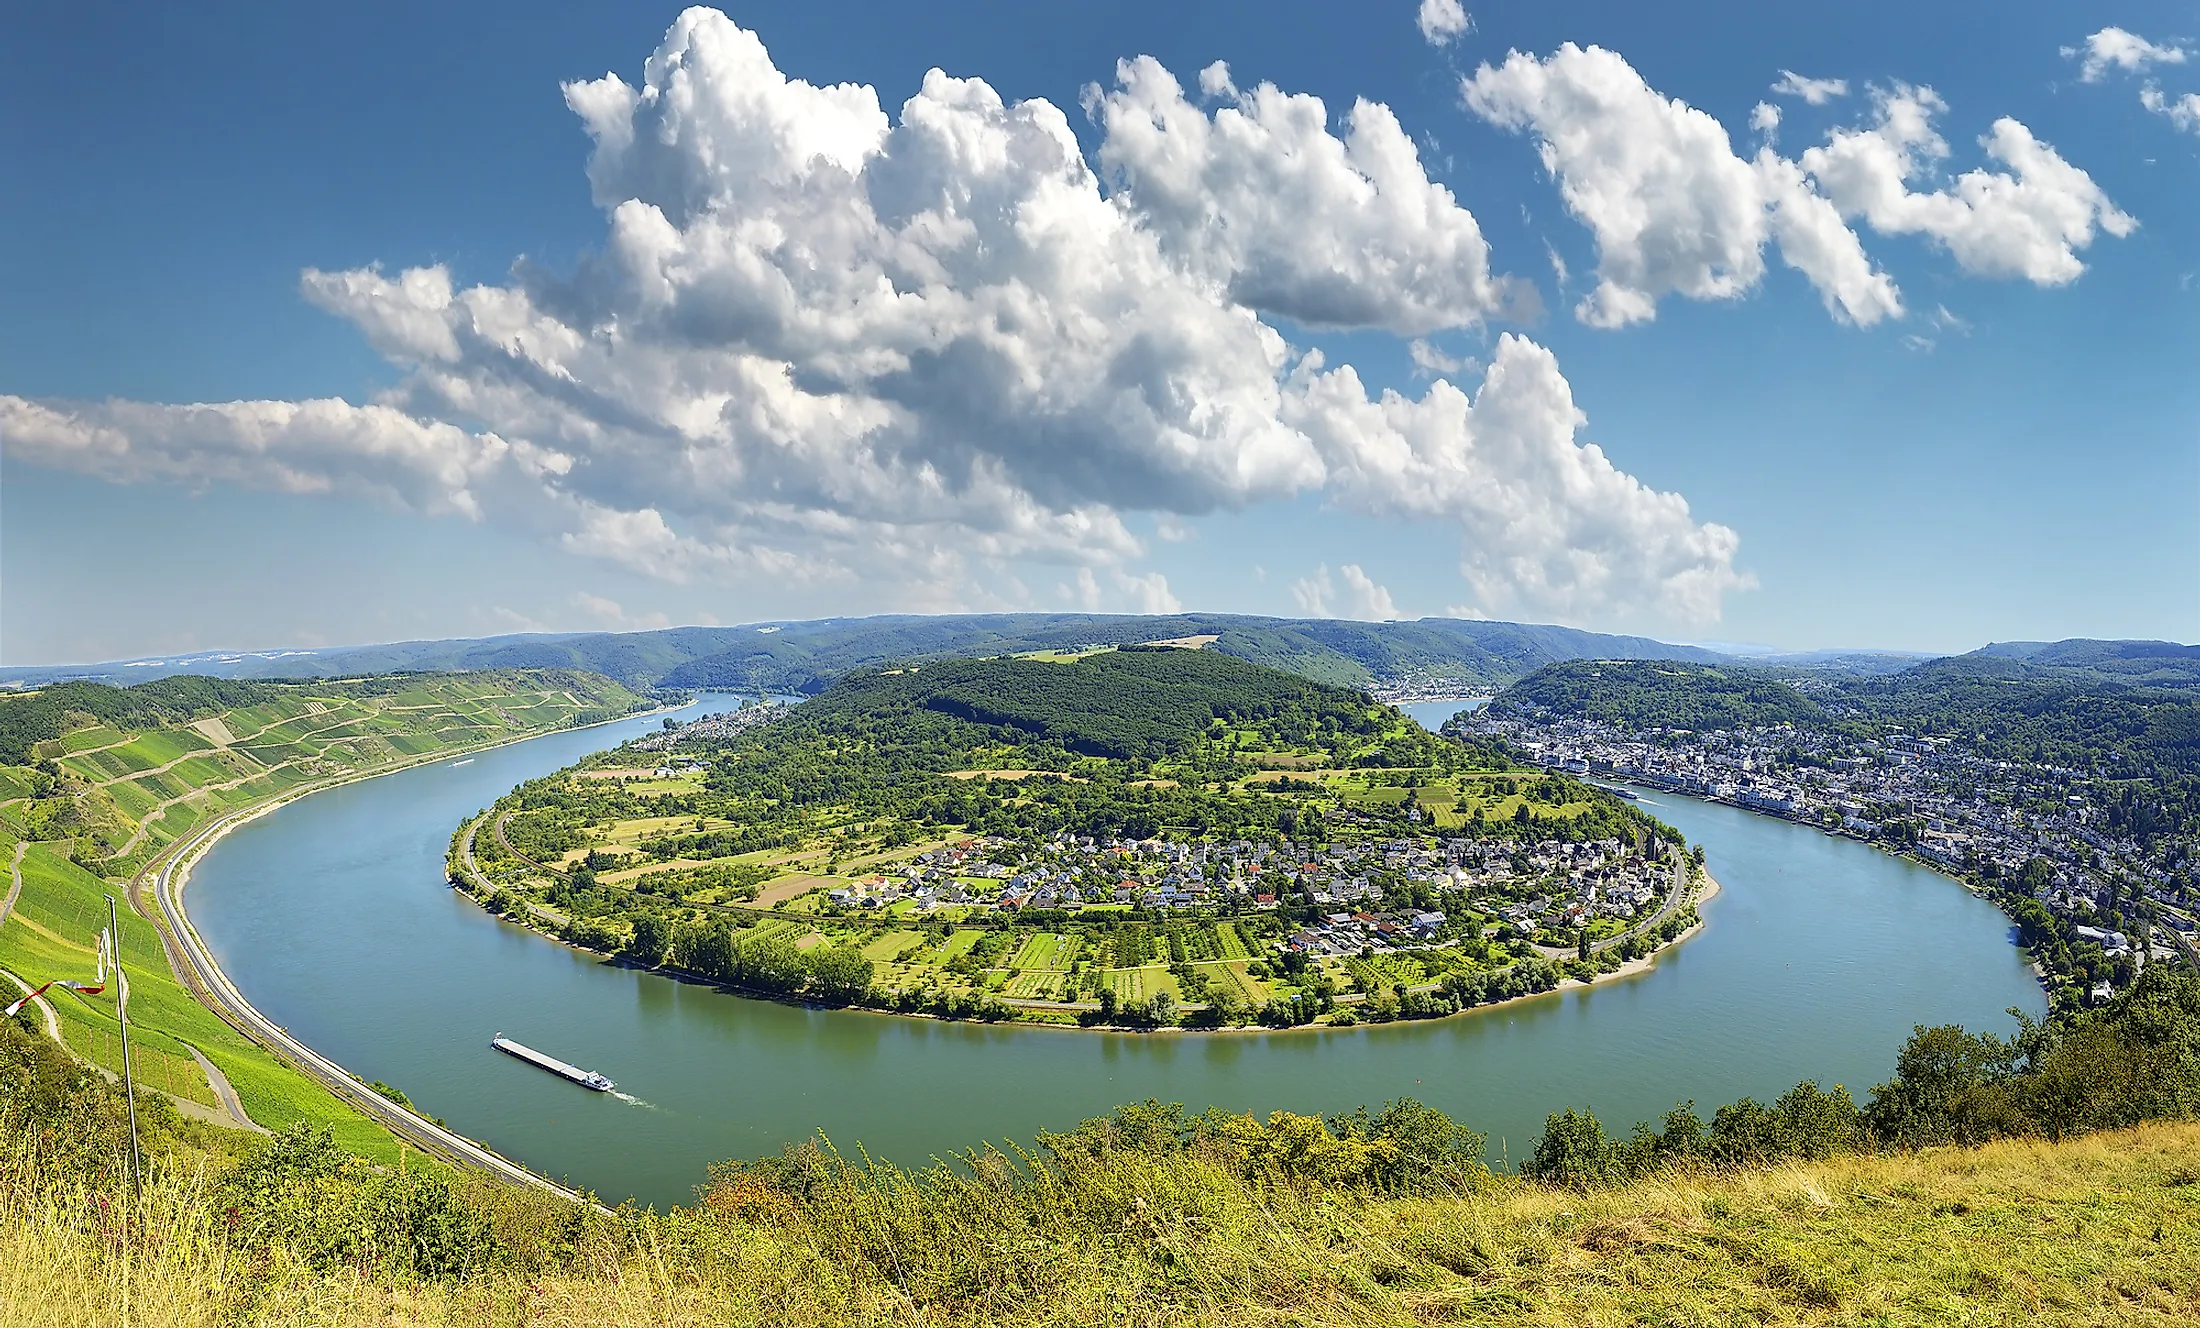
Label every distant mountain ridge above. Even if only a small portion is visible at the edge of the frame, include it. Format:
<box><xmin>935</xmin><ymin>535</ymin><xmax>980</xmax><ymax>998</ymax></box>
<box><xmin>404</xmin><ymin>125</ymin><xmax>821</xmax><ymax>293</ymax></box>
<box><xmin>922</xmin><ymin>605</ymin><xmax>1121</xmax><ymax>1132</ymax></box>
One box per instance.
<box><xmin>7</xmin><ymin>618</ymin><xmax>2187</xmax><ymax>700</ymax></box>
<box><xmin>0</xmin><ymin>614</ymin><xmax>1728</xmax><ymax>696</ymax></box>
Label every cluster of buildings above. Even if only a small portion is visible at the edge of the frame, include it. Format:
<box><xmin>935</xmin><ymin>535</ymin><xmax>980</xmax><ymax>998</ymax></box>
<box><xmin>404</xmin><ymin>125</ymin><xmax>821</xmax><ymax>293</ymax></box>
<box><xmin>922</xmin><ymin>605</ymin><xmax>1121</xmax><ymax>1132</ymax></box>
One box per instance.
<box><xmin>1468</xmin><ymin>708</ymin><xmax>2198</xmax><ymax>991</ymax></box>
<box><xmin>823</xmin><ymin>829</ymin><xmax>1674</xmax><ymax>957</ymax></box>
<box><xmin>627</xmin><ymin>701</ymin><xmax>783</xmax><ymax>753</ymax></box>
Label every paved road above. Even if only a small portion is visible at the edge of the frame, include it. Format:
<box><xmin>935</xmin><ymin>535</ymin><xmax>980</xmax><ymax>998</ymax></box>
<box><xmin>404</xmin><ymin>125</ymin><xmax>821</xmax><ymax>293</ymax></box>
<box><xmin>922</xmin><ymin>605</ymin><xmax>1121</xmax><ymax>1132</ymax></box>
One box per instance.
<box><xmin>141</xmin><ymin>801</ymin><xmax>606</xmax><ymax>1210</ymax></box>
<box><xmin>459</xmin><ymin>814</ymin><xmax>571</xmax><ymax>929</ymax></box>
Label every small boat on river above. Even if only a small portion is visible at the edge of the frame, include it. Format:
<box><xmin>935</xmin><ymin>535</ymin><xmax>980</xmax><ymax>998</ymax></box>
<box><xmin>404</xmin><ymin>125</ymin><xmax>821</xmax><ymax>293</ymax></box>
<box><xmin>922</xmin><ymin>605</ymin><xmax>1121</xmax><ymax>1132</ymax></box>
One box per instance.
<box><xmin>491</xmin><ymin>1033</ymin><xmax>614</xmax><ymax>1091</ymax></box>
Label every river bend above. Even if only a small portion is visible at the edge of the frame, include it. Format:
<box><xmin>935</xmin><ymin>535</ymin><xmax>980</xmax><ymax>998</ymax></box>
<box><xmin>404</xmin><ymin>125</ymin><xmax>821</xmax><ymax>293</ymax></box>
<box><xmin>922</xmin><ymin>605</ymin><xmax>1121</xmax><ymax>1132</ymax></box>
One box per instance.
<box><xmin>190</xmin><ymin>696</ymin><xmax>2044</xmax><ymax>1208</ymax></box>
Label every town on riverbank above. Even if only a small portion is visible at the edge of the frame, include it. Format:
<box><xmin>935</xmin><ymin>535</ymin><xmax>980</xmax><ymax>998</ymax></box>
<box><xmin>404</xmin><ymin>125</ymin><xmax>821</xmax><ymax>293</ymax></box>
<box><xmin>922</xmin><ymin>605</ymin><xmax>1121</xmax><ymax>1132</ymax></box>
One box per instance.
<box><xmin>1469</xmin><ymin>656</ymin><xmax>2200</xmax><ymax>1012</ymax></box>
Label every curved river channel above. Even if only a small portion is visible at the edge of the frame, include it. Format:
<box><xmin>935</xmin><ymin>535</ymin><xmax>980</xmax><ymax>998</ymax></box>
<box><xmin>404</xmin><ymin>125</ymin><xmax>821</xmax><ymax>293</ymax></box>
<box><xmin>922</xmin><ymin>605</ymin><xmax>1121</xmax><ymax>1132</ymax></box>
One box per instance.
<box><xmin>191</xmin><ymin>695</ymin><xmax>2044</xmax><ymax>1208</ymax></box>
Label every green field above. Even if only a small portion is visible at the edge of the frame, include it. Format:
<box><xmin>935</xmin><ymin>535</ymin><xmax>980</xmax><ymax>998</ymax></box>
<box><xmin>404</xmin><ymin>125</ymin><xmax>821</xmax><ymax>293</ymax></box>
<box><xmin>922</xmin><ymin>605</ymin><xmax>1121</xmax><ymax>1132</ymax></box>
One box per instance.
<box><xmin>0</xmin><ymin>835</ymin><xmax>407</xmax><ymax>1160</ymax></box>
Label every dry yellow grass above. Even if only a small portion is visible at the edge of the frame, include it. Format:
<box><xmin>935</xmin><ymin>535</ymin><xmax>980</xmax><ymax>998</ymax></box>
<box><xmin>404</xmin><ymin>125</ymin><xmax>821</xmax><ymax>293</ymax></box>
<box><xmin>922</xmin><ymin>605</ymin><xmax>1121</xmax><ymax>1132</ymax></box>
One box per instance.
<box><xmin>4</xmin><ymin>1122</ymin><xmax>2195</xmax><ymax>1327</ymax></box>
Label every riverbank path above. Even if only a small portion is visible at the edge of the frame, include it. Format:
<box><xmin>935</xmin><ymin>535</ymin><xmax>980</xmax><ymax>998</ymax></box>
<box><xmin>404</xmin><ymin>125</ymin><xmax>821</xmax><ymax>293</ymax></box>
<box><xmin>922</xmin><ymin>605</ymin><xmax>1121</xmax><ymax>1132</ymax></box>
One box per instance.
<box><xmin>136</xmin><ymin>792</ymin><xmax>609</xmax><ymax>1212</ymax></box>
<box><xmin>458</xmin><ymin>813</ymin><xmax>572</xmax><ymax>930</ymax></box>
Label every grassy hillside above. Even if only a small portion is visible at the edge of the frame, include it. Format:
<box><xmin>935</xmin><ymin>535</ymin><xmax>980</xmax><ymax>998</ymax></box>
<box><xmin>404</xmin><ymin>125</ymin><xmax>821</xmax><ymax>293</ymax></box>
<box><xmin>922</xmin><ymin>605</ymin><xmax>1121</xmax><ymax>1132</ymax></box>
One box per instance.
<box><xmin>0</xmin><ymin>669</ymin><xmax>648</xmax><ymax>878</ymax></box>
<box><xmin>4</xmin><ymin>1101</ymin><xmax>2195</xmax><ymax>1325</ymax></box>
<box><xmin>0</xmin><ymin>833</ymin><xmax>410</xmax><ymax>1162</ymax></box>
<box><xmin>0</xmin><ymin>667</ymin><xmax>651</xmax><ymax>1159</ymax></box>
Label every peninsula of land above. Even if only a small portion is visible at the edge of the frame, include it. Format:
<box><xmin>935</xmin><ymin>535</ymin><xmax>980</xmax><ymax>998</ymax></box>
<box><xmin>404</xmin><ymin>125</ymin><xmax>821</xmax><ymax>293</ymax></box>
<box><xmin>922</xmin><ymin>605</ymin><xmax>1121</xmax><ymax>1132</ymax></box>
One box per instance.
<box><xmin>450</xmin><ymin>645</ymin><xmax>1708</xmax><ymax>1030</ymax></box>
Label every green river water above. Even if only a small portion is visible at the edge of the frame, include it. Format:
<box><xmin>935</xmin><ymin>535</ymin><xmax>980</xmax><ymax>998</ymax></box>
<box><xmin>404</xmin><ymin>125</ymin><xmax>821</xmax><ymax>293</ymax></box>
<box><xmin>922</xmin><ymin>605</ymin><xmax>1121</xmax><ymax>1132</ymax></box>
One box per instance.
<box><xmin>190</xmin><ymin>696</ymin><xmax>2045</xmax><ymax>1208</ymax></box>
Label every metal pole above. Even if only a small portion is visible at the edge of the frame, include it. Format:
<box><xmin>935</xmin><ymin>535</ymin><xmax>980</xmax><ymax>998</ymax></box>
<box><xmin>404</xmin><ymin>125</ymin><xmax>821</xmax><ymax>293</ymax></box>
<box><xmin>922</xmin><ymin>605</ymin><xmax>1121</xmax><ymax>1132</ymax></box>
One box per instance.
<box><xmin>107</xmin><ymin>895</ymin><xmax>143</xmax><ymax>1194</ymax></box>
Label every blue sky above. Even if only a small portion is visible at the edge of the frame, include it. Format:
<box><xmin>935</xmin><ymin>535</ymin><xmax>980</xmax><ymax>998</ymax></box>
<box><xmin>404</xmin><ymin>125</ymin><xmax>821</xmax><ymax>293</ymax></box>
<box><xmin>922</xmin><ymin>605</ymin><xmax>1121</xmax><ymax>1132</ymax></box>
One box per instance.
<box><xmin>3</xmin><ymin>0</ymin><xmax>2195</xmax><ymax>664</ymax></box>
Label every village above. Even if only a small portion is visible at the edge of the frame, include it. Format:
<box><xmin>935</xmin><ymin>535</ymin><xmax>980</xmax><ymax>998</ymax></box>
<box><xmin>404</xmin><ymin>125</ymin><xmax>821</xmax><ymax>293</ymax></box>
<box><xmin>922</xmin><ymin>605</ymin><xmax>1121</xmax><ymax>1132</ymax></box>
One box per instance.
<box><xmin>1464</xmin><ymin>707</ymin><xmax>2199</xmax><ymax>996</ymax></box>
<box><xmin>814</xmin><ymin>829</ymin><xmax>1678</xmax><ymax>958</ymax></box>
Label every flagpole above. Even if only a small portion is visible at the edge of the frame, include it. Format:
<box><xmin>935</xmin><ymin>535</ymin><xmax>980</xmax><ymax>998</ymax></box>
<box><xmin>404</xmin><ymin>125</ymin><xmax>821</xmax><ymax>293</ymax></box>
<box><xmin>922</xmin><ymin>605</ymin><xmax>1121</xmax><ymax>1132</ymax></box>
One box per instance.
<box><xmin>107</xmin><ymin>895</ymin><xmax>142</xmax><ymax>1194</ymax></box>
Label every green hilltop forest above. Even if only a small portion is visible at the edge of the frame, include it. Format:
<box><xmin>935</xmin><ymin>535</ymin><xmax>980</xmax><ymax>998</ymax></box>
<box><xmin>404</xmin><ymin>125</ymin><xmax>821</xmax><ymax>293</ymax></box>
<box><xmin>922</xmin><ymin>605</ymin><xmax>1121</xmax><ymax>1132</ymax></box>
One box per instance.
<box><xmin>1489</xmin><ymin>661</ymin><xmax>1824</xmax><ymax>732</ymax></box>
<box><xmin>1493</xmin><ymin>651</ymin><xmax>2200</xmax><ymax>779</ymax></box>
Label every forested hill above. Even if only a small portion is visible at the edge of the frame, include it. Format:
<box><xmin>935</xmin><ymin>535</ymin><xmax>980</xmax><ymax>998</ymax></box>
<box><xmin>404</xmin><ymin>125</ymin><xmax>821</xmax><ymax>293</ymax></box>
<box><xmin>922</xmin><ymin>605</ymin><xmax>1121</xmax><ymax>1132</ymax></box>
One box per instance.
<box><xmin>1973</xmin><ymin>637</ymin><xmax>2200</xmax><ymax>689</ymax></box>
<box><xmin>2</xmin><ymin>614</ymin><xmax>1725</xmax><ymax>695</ymax></box>
<box><xmin>1836</xmin><ymin>655</ymin><xmax>2200</xmax><ymax>777</ymax></box>
<box><xmin>1488</xmin><ymin>661</ymin><xmax>1825</xmax><ymax>732</ymax></box>
<box><xmin>1492</xmin><ymin>656</ymin><xmax>2200</xmax><ymax>780</ymax></box>
<box><xmin>795</xmin><ymin>648</ymin><xmax>1391</xmax><ymax>761</ymax></box>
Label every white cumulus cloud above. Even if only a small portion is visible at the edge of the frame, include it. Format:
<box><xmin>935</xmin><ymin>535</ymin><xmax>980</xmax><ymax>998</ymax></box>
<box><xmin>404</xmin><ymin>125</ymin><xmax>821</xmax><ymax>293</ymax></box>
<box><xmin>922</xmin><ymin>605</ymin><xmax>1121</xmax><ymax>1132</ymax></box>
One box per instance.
<box><xmin>1</xmin><ymin>7</ymin><xmax>1747</xmax><ymax>627</ymax></box>
<box><xmin>1800</xmin><ymin>86</ymin><xmax>2135</xmax><ymax>285</ymax></box>
<box><xmin>1407</xmin><ymin>339</ymin><xmax>1475</xmax><ymax>377</ymax></box>
<box><xmin>2065</xmin><ymin>28</ymin><xmax>2200</xmax><ymax>134</ymax></box>
<box><xmin>1465</xmin><ymin>44</ymin><xmax>2130</xmax><ymax>325</ymax></box>
<box><xmin>0</xmin><ymin>393</ymin><xmax>570</xmax><ymax>519</ymax></box>
<box><xmin>1092</xmin><ymin>54</ymin><xmax>1535</xmax><ymax>333</ymax></box>
<box><xmin>1116</xmin><ymin>570</ymin><xmax>1183</xmax><ymax>614</ymax></box>
<box><xmin>1771</xmin><ymin>70</ymin><xmax>1849</xmax><ymax>105</ymax></box>
<box><xmin>1417</xmin><ymin>0</ymin><xmax>1471</xmax><ymax>48</ymax></box>
<box><xmin>2141</xmin><ymin>84</ymin><xmax>2200</xmax><ymax>132</ymax></box>
<box><xmin>1290</xmin><ymin>334</ymin><xmax>1751</xmax><ymax>623</ymax></box>
<box><xmin>570</xmin><ymin>591</ymin><xmax>672</xmax><ymax>631</ymax></box>
<box><xmin>1338</xmin><ymin>564</ymin><xmax>1399</xmax><ymax>619</ymax></box>
<box><xmin>2066</xmin><ymin>27</ymin><xmax>2187</xmax><ymax>82</ymax></box>
<box><xmin>1462</xmin><ymin>44</ymin><xmax>1900</xmax><ymax>327</ymax></box>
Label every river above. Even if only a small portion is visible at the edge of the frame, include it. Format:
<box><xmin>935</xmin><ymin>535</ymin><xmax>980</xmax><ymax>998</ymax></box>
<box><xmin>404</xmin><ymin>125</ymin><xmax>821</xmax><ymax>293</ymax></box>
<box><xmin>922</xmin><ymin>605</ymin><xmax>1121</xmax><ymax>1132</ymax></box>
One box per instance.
<box><xmin>189</xmin><ymin>694</ymin><xmax>2043</xmax><ymax>1208</ymax></box>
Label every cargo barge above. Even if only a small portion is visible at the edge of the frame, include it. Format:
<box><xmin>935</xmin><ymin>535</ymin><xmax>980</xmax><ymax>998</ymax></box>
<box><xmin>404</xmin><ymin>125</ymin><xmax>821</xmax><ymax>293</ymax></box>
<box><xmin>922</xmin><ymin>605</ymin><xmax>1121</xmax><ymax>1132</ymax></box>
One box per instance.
<box><xmin>491</xmin><ymin>1033</ymin><xmax>614</xmax><ymax>1091</ymax></box>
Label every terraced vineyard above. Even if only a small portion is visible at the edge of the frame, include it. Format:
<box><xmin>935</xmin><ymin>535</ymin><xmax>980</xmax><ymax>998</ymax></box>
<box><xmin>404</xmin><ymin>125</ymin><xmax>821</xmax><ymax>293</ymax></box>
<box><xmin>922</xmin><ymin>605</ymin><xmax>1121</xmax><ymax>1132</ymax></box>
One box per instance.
<box><xmin>0</xmin><ymin>670</ymin><xmax>648</xmax><ymax>877</ymax></box>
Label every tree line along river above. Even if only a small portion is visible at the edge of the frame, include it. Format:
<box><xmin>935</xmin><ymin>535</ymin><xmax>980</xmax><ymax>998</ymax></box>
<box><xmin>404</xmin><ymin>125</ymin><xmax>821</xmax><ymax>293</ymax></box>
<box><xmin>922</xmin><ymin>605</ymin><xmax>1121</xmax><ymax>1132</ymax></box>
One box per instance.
<box><xmin>187</xmin><ymin>695</ymin><xmax>2045</xmax><ymax>1210</ymax></box>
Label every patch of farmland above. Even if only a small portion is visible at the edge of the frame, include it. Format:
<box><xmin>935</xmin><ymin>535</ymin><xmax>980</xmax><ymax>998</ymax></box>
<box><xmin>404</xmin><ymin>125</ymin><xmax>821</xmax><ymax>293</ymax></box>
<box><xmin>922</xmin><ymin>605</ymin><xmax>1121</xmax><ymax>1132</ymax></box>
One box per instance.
<box><xmin>1004</xmin><ymin>971</ymin><xmax>1066</xmax><ymax>999</ymax></box>
<box><xmin>1193</xmin><ymin>961</ymin><xmax>1257</xmax><ymax>1004</ymax></box>
<box><xmin>861</xmin><ymin>930</ymin><xmax>924</xmax><ymax>962</ymax></box>
<box><xmin>937</xmin><ymin>929</ymin><xmax>984</xmax><ymax>961</ymax></box>
<box><xmin>1008</xmin><ymin>932</ymin><xmax>1061</xmax><ymax>969</ymax></box>
<box><xmin>59</xmin><ymin>726</ymin><xmax>131</xmax><ymax>754</ymax></box>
